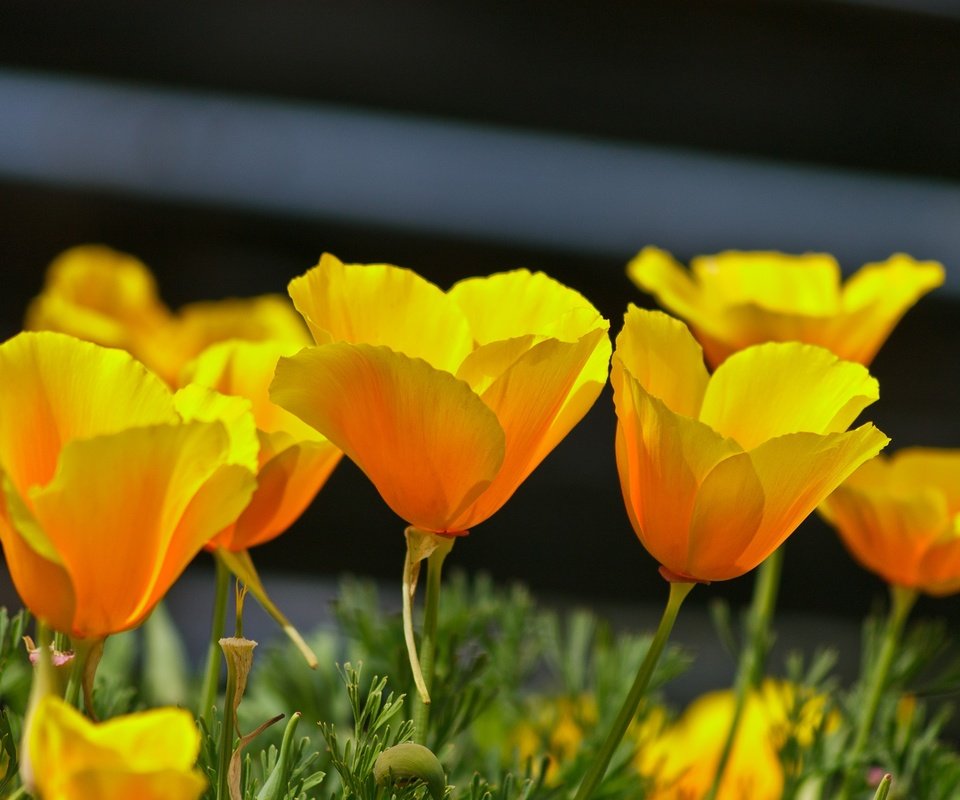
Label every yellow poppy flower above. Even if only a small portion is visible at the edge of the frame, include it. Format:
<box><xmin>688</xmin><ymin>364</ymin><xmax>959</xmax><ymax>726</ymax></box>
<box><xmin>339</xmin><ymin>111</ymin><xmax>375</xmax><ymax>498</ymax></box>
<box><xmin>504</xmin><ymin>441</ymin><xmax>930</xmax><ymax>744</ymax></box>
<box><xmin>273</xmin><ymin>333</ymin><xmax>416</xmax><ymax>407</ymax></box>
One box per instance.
<box><xmin>627</xmin><ymin>247</ymin><xmax>944</xmax><ymax>367</ymax></box>
<box><xmin>0</xmin><ymin>332</ymin><xmax>257</xmax><ymax>639</ymax></box>
<box><xmin>637</xmin><ymin>685</ymin><xmax>784</xmax><ymax>800</ymax></box>
<box><xmin>26</xmin><ymin>244</ymin><xmax>310</xmax><ymax>384</ymax></box>
<box><xmin>819</xmin><ymin>449</ymin><xmax>960</xmax><ymax>595</ymax></box>
<box><xmin>28</xmin><ymin>695</ymin><xmax>205</xmax><ymax>800</ymax></box>
<box><xmin>612</xmin><ymin>306</ymin><xmax>888</xmax><ymax>582</ymax></box>
<box><xmin>270</xmin><ymin>254</ymin><xmax>610</xmax><ymax>534</ymax></box>
<box><xmin>181</xmin><ymin>339</ymin><xmax>342</xmax><ymax>551</ymax></box>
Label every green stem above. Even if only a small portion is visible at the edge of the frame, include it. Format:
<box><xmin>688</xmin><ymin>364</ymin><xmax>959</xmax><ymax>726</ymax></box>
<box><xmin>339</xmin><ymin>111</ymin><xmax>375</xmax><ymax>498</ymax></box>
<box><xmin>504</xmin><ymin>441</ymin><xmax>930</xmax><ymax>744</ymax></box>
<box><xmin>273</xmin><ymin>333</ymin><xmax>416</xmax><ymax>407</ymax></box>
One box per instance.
<box><xmin>199</xmin><ymin>556</ymin><xmax>231</xmax><ymax>726</ymax></box>
<box><xmin>704</xmin><ymin>546</ymin><xmax>784</xmax><ymax>800</ymax></box>
<box><xmin>62</xmin><ymin>641</ymin><xmax>85</xmax><ymax>708</ymax></box>
<box><xmin>412</xmin><ymin>542</ymin><xmax>451</xmax><ymax>744</ymax></box>
<box><xmin>837</xmin><ymin>585</ymin><xmax>917</xmax><ymax>800</ymax></box>
<box><xmin>573</xmin><ymin>580</ymin><xmax>695</xmax><ymax>800</ymax></box>
<box><xmin>216</xmin><ymin>644</ymin><xmax>240</xmax><ymax>800</ymax></box>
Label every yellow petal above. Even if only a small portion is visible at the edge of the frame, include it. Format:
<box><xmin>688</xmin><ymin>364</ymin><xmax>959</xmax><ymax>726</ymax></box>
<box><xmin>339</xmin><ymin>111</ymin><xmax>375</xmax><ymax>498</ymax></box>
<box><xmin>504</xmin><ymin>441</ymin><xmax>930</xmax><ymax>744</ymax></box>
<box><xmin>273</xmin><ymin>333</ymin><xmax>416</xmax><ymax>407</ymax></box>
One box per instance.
<box><xmin>0</xmin><ymin>472</ymin><xmax>76</xmax><ymax>634</ymax></box>
<box><xmin>176</xmin><ymin>294</ymin><xmax>309</xmax><ymax>351</ymax></box>
<box><xmin>690</xmin><ymin>251</ymin><xmax>842</xmax><ymax>314</ymax></box>
<box><xmin>287</xmin><ymin>253</ymin><xmax>474</xmax><ymax>373</ymax></box>
<box><xmin>30</xmin><ymin>696</ymin><xmax>204</xmax><ymax>800</ymax></box>
<box><xmin>28</xmin><ymin>421</ymin><xmax>255</xmax><ymax>638</ymax></box>
<box><xmin>450</xmin><ymin>329</ymin><xmax>609</xmax><ymax>530</ymax></box>
<box><xmin>820</xmin><ymin>482</ymin><xmax>947</xmax><ymax>589</ymax></box>
<box><xmin>0</xmin><ymin>332</ymin><xmax>177</xmax><ymax>493</ymax></box>
<box><xmin>741</xmin><ymin>425</ymin><xmax>890</xmax><ymax>572</ymax></box>
<box><xmin>685</xmin><ymin>451</ymin><xmax>765</xmax><ymax>581</ymax></box>
<box><xmin>217</xmin><ymin>438</ymin><xmax>342</xmax><ymax>551</ymax></box>
<box><xmin>24</xmin><ymin>245</ymin><xmax>173</xmax><ymax>349</ymax></box>
<box><xmin>626</xmin><ymin>247</ymin><xmax>706</xmax><ymax>326</ymax></box>
<box><xmin>181</xmin><ymin>339</ymin><xmax>322</xmax><ymax>442</ymax></box>
<box><xmin>173</xmin><ymin>384</ymin><xmax>260</xmax><ymax>473</ymax></box>
<box><xmin>272</xmin><ymin>343</ymin><xmax>504</xmax><ymax>532</ymax></box>
<box><xmin>614</xmin><ymin>306</ymin><xmax>709</xmax><ymax>418</ymax></box>
<box><xmin>699</xmin><ymin>343</ymin><xmax>879</xmax><ymax>449</ymax></box>
<box><xmin>885</xmin><ymin>448</ymin><xmax>960</xmax><ymax>514</ymax></box>
<box><xmin>835</xmin><ymin>254</ymin><xmax>945</xmax><ymax>364</ymax></box>
<box><xmin>448</xmin><ymin>269</ymin><xmax>606</xmax><ymax>344</ymax></box>
<box><xmin>612</xmin><ymin>359</ymin><xmax>745</xmax><ymax>577</ymax></box>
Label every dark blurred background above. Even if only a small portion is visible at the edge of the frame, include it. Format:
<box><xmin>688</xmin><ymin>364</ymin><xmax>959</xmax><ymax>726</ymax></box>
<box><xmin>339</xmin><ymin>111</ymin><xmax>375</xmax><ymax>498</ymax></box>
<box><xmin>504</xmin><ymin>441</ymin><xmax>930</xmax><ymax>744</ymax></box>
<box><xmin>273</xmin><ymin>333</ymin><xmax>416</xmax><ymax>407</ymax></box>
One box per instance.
<box><xmin>2</xmin><ymin>0</ymin><xmax>960</xmax><ymax>639</ymax></box>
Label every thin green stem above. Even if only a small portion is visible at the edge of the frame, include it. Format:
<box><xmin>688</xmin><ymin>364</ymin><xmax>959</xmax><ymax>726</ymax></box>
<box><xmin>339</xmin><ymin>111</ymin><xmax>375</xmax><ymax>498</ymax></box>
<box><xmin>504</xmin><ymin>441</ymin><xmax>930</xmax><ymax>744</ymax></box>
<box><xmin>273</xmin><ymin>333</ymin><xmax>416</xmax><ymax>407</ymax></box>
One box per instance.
<box><xmin>199</xmin><ymin>556</ymin><xmax>231</xmax><ymax>726</ymax></box>
<box><xmin>216</xmin><ymin>643</ymin><xmax>240</xmax><ymax>800</ymax></box>
<box><xmin>704</xmin><ymin>546</ymin><xmax>784</xmax><ymax>800</ymax></box>
<box><xmin>573</xmin><ymin>580</ymin><xmax>695</xmax><ymax>800</ymax></box>
<box><xmin>837</xmin><ymin>585</ymin><xmax>917</xmax><ymax>800</ymax></box>
<box><xmin>412</xmin><ymin>542</ymin><xmax>451</xmax><ymax>744</ymax></box>
<box><xmin>62</xmin><ymin>641</ymin><xmax>85</xmax><ymax>708</ymax></box>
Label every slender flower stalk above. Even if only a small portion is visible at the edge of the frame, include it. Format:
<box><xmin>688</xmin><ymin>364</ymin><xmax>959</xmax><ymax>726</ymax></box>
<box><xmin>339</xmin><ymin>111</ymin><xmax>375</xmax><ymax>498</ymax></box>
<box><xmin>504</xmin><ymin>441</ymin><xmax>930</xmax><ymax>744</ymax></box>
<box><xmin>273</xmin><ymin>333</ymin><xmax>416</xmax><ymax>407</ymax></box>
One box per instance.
<box><xmin>199</xmin><ymin>556</ymin><xmax>231</xmax><ymax>726</ymax></box>
<box><xmin>704</xmin><ymin>546</ymin><xmax>784</xmax><ymax>800</ymax></box>
<box><xmin>572</xmin><ymin>580</ymin><xmax>695</xmax><ymax>800</ymax></box>
<box><xmin>412</xmin><ymin>539</ymin><xmax>453</xmax><ymax>743</ymax></box>
<box><xmin>838</xmin><ymin>585</ymin><xmax>917</xmax><ymax>800</ymax></box>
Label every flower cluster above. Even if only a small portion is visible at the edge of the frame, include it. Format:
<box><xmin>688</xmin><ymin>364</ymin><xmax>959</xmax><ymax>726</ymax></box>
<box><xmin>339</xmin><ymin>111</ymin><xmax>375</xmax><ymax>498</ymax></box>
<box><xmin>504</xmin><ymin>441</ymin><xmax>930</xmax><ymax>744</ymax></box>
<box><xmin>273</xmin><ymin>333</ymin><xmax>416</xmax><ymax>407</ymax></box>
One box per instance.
<box><xmin>0</xmin><ymin>242</ymin><xmax>953</xmax><ymax>800</ymax></box>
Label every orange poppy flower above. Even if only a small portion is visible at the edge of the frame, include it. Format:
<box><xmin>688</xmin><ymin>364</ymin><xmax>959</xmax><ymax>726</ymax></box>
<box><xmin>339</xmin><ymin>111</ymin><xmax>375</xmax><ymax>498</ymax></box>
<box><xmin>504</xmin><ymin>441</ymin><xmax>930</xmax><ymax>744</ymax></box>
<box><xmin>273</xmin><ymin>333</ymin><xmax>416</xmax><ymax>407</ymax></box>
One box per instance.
<box><xmin>627</xmin><ymin>247</ymin><xmax>944</xmax><ymax>367</ymax></box>
<box><xmin>270</xmin><ymin>254</ymin><xmax>611</xmax><ymax>534</ymax></box>
<box><xmin>612</xmin><ymin>306</ymin><xmax>888</xmax><ymax>582</ymax></box>
<box><xmin>820</xmin><ymin>449</ymin><xmax>960</xmax><ymax>595</ymax></box>
<box><xmin>181</xmin><ymin>339</ymin><xmax>342</xmax><ymax>551</ymax></box>
<box><xmin>28</xmin><ymin>695</ymin><xmax>205</xmax><ymax>800</ymax></box>
<box><xmin>26</xmin><ymin>244</ymin><xmax>310</xmax><ymax>384</ymax></box>
<box><xmin>0</xmin><ymin>332</ymin><xmax>257</xmax><ymax>640</ymax></box>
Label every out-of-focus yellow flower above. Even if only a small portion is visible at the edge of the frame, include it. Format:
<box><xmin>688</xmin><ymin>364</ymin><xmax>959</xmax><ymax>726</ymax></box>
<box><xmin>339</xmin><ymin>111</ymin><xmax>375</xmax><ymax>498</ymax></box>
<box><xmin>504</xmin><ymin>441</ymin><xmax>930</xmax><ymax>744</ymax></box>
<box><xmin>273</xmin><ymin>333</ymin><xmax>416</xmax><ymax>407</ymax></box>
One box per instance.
<box><xmin>627</xmin><ymin>247</ymin><xmax>944</xmax><ymax>368</ymax></box>
<box><xmin>0</xmin><ymin>332</ymin><xmax>257</xmax><ymax>640</ymax></box>
<box><xmin>819</xmin><ymin>449</ymin><xmax>960</xmax><ymax>595</ymax></box>
<box><xmin>637</xmin><ymin>683</ymin><xmax>803</xmax><ymax>800</ymax></box>
<box><xmin>270</xmin><ymin>254</ymin><xmax>610</xmax><ymax>534</ymax></box>
<box><xmin>612</xmin><ymin>306</ymin><xmax>889</xmax><ymax>582</ymax></box>
<box><xmin>506</xmin><ymin>695</ymin><xmax>599</xmax><ymax>785</ymax></box>
<box><xmin>28</xmin><ymin>695</ymin><xmax>205</xmax><ymax>800</ymax></box>
<box><xmin>182</xmin><ymin>340</ymin><xmax>342</xmax><ymax>551</ymax></box>
<box><xmin>26</xmin><ymin>244</ymin><xmax>310</xmax><ymax>384</ymax></box>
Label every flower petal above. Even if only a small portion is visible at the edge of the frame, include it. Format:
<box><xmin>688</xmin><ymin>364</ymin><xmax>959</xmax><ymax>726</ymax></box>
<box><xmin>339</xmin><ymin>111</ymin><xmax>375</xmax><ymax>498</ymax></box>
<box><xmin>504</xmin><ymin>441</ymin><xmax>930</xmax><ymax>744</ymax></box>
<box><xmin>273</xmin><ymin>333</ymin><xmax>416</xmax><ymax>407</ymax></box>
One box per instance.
<box><xmin>181</xmin><ymin>340</ymin><xmax>321</xmax><ymax>442</ymax></box>
<box><xmin>450</xmin><ymin>328</ymin><xmax>609</xmax><ymax>530</ymax></box>
<box><xmin>690</xmin><ymin>251</ymin><xmax>842</xmax><ymax>314</ymax></box>
<box><xmin>614</xmin><ymin>306</ymin><xmax>709</xmax><ymax>418</ymax></box>
<box><xmin>287</xmin><ymin>254</ymin><xmax>473</xmax><ymax>373</ymax></box>
<box><xmin>0</xmin><ymin>332</ymin><xmax>177</xmax><ymax>493</ymax></box>
<box><xmin>741</xmin><ymin>425</ymin><xmax>890</xmax><ymax>570</ymax></box>
<box><xmin>448</xmin><ymin>269</ymin><xmax>606</xmax><ymax>344</ymax></box>
<box><xmin>271</xmin><ymin>343</ymin><xmax>505</xmax><ymax>532</ymax></box>
<box><xmin>699</xmin><ymin>343</ymin><xmax>879</xmax><ymax>449</ymax></box>
<box><xmin>612</xmin><ymin>358</ymin><xmax>745</xmax><ymax>575</ymax></box>
<box><xmin>0</xmin><ymin>471</ymin><xmax>76</xmax><ymax>634</ymax></box>
<box><xmin>28</xmin><ymin>422</ymin><xmax>255</xmax><ymax>638</ymax></box>
<box><xmin>173</xmin><ymin>384</ymin><xmax>260</xmax><ymax>474</ymax></box>
<box><xmin>820</xmin><ymin>481</ymin><xmax>947</xmax><ymax>590</ymax></box>
<box><xmin>218</xmin><ymin>437</ymin><xmax>342</xmax><ymax>550</ymax></box>
<box><xmin>834</xmin><ymin>254</ymin><xmax>945</xmax><ymax>364</ymax></box>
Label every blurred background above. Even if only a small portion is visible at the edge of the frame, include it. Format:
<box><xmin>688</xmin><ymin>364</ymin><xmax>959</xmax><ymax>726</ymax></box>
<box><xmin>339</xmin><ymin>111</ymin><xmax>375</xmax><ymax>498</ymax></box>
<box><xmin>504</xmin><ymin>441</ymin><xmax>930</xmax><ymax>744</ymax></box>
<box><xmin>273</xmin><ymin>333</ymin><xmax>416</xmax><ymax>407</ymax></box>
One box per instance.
<box><xmin>2</xmin><ymin>0</ymin><xmax>959</xmax><ymax>672</ymax></box>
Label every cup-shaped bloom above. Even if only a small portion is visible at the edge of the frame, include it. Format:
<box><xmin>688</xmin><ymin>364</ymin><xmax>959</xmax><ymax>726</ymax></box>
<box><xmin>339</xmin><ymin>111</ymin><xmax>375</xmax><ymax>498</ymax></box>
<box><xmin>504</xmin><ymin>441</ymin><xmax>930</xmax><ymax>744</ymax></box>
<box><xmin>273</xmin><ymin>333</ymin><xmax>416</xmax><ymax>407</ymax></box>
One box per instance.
<box><xmin>270</xmin><ymin>254</ymin><xmax>611</xmax><ymax>533</ymax></box>
<box><xmin>636</xmin><ymin>681</ymin><xmax>829</xmax><ymax>800</ymax></box>
<box><xmin>627</xmin><ymin>247</ymin><xmax>944</xmax><ymax>367</ymax></box>
<box><xmin>0</xmin><ymin>332</ymin><xmax>257</xmax><ymax>639</ymax></box>
<box><xmin>26</xmin><ymin>244</ymin><xmax>311</xmax><ymax>384</ymax></box>
<box><xmin>28</xmin><ymin>695</ymin><xmax>205</xmax><ymax>800</ymax></box>
<box><xmin>820</xmin><ymin>449</ymin><xmax>960</xmax><ymax>595</ymax></box>
<box><xmin>612</xmin><ymin>307</ymin><xmax>889</xmax><ymax>582</ymax></box>
<box><xmin>182</xmin><ymin>339</ymin><xmax>342</xmax><ymax>551</ymax></box>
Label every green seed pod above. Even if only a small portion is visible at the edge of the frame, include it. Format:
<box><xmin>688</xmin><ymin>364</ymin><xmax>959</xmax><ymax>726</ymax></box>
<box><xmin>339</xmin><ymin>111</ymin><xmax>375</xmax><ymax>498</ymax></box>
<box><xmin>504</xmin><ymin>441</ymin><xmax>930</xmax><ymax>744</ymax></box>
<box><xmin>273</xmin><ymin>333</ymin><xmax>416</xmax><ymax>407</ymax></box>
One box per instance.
<box><xmin>373</xmin><ymin>742</ymin><xmax>445</xmax><ymax>800</ymax></box>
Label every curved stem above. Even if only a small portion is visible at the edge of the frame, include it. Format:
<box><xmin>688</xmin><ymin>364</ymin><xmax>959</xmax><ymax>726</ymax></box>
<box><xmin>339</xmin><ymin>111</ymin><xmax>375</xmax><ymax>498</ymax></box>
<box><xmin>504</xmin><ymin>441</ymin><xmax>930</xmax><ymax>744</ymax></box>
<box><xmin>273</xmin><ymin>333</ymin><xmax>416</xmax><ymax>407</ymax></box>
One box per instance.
<box><xmin>412</xmin><ymin>541</ymin><xmax>452</xmax><ymax>743</ymax></box>
<box><xmin>573</xmin><ymin>580</ymin><xmax>695</xmax><ymax>800</ymax></box>
<box><xmin>704</xmin><ymin>546</ymin><xmax>784</xmax><ymax>800</ymax></box>
<box><xmin>199</xmin><ymin>556</ymin><xmax>231</xmax><ymax>727</ymax></box>
<box><xmin>837</xmin><ymin>585</ymin><xmax>917</xmax><ymax>800</ymax></box>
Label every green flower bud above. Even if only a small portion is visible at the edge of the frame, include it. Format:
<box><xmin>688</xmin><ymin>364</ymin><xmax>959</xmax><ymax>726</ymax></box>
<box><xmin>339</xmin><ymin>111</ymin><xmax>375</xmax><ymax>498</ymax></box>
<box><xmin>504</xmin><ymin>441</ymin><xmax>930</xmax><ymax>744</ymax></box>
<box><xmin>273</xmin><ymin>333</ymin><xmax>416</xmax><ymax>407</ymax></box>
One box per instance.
<box><xmin>373</xmin><ymin>742</ymin><xmax>445</xmax><ymax>800</ymax></box>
